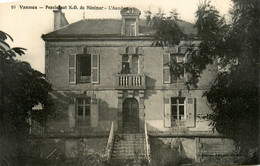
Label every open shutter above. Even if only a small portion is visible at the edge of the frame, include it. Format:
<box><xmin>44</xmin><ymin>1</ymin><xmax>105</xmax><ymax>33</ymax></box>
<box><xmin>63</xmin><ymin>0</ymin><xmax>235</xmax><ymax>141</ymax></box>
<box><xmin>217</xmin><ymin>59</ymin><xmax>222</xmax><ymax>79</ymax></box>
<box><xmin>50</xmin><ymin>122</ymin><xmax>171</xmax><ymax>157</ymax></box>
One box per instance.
<box><xmin>69</xmin><ymin>54</ymin><xmax>76</xmax><ymax>84</ymax></box>
<box><xmin>68</xmin><ymin>98</ymin><xmax>76</xmax><ymax>128</ymax></box>
<box><xmin>164</xmin><ymin>98</ymin><xmax>171</xmax><ymax>127</ymax></box>
<box><xmin>185</xmin><ymin>53</ymin><xmax>192</xmax><ymax>82</ymax></box>
<box><xmin>91</xmin><ymin>98</ymin><xmax>99</xmax><ymax>127</ymax></box>
<box><xmin>91</xmin><ymin>54</ymin><xmax>100</xmax><ymax>83</ymax></box>
<box><xmin>163</xmin><ymin>53</ymin><xmax>171</xmax><ymax>83</ymax></box>
<box><xmin>186</xmin><ymin>98</ymin><xmax>196</xmax><ymax>127</ymax></box>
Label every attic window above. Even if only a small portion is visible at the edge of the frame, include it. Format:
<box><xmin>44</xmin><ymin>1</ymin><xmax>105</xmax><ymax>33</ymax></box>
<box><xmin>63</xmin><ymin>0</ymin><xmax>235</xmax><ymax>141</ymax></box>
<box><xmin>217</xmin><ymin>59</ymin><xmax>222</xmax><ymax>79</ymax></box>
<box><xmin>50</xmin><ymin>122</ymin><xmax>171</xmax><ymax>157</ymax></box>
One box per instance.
<box><xmin>125</xmin><ymin>18</ymin><xmax>136</xmax><ymax>36</ymax></box>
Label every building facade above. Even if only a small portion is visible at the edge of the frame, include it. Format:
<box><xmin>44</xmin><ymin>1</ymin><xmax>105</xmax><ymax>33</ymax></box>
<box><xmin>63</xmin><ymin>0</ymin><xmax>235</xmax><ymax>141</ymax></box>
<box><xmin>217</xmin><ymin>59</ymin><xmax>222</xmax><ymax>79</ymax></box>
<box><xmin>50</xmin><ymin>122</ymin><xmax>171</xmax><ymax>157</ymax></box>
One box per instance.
<box><xmin>41</xmin><ymin>7</ymin><xmax>237</xmax><ymax>163</ymax></box>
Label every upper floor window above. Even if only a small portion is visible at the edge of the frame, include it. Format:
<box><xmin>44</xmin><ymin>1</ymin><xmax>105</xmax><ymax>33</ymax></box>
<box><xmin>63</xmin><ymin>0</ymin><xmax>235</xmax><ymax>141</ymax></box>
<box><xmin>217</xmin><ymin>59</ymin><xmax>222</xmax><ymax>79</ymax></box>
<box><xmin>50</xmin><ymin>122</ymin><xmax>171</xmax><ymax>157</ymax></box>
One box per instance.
<box><xmin>69</xmin><ymin>54</ymin><xmax>99</xmax><ymax>84</ymax></box>
<box><xmin>77</xmin><ymin>54</ymin><xmax>91</xmax><ymax>83</ymax></box>
<box><xmin>132</xmin><ymin>55</ymin><xmax>139</xmax><ymax>74</ymax></box>
<box><xmin>125</xmin><ymin>18</ymin><xmax>136</xmax><ymax>36</ymax></box>
<box><xmin>163</xmin><ymin>53</ymin><xmax>186</xmax><ymax>84</ymax></box>
<box><xmin>171</xmin><ymin>54</ymin><xmax>185</xmax><ymax>82</ymax></box>
<box><xmin>122</xmin><ymin>55</ymin><xmax>130</xmax><ymax>74</ymax></box>
<box><xmin>121</xmin><ymin>54</ymin><xmax>139</xmax><ymax>74</ymax></box>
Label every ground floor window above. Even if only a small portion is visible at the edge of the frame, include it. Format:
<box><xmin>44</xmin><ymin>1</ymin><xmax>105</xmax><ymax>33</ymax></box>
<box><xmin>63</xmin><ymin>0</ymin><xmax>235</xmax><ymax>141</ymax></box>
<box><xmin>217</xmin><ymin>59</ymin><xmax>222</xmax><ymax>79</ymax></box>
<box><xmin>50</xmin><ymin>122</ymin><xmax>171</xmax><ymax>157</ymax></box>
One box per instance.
<box><xmin>171</xmin><ymin>97</ymin><xmax>186</xmax><ymax>121</ymax></box>
<box><xmin>76</xmin><ymin>98</ymin><xmax>91</xmax><ymax>126</ymax></box>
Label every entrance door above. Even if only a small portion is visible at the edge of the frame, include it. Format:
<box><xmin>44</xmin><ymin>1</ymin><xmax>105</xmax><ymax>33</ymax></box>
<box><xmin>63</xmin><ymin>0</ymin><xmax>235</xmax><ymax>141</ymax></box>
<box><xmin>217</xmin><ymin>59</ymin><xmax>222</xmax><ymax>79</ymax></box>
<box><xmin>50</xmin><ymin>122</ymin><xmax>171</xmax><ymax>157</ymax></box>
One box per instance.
<box><xmin>123</xmin><ymin>98</ymin><xmax>139</xmax><ymax>133</ymax></box>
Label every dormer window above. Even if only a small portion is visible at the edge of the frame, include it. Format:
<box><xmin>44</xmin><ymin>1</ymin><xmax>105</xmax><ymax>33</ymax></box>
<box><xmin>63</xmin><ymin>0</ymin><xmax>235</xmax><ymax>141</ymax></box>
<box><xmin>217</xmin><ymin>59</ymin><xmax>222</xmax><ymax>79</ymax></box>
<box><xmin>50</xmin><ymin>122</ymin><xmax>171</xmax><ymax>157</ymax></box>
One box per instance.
<box><xmin>125</xmin><ymin>18</ymin><xmax>136</xmax><ymax>36</ymax></box>
<box><xmin>120</xmin><ymin>7</ymin><xmax>141</xmax><ymax>36</ymax></box>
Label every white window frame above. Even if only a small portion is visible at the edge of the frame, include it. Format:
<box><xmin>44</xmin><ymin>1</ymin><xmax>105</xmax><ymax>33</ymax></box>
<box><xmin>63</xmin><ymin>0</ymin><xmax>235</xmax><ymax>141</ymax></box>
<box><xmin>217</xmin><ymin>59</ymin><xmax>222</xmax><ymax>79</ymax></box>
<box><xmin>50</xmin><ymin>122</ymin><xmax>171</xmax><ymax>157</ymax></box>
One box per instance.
<box><xmin>171</xmin><ymin>97</ymin><xmax>186</xmax><ymax>122</ymax></box>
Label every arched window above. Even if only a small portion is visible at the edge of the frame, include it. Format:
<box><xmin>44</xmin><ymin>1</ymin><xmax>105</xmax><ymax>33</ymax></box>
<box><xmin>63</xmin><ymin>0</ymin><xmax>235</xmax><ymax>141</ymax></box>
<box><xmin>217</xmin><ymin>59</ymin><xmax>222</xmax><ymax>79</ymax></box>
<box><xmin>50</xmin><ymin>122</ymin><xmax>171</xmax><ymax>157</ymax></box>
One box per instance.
<box><xmin>121</xmin><ymin>55</ymin><xmax>130</xmax><ymax>74</ymax></box>
<box><xmin>121</xmin><ymin>54</ymin><xmax>139</xmax><ymax>74</ymax></box>
<box><xmin>132</xmin><ymin>54</ymin><xmax>139</xmax><ymax>74</ymax></box>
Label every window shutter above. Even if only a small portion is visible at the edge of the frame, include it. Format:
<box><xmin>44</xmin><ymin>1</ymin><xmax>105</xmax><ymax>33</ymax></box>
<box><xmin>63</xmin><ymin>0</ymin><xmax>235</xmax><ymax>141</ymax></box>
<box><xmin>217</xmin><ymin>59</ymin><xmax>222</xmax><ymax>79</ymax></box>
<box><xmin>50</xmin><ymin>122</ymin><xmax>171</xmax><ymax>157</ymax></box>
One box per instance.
<box><xmin>91</xmin><ymin>54</ymin><xmax>100</xmax><ymax>83</ymax></box>
<box><xmin>186</xmin><ymin>98</ymin><xmax>196</xmax><ymax>127</ymax></box>
<box><xmin>69</xmin><ymin>54</ymin><xmax>76</xmax><ymax>84</ymax></box>
<box><xmin>164</xmin><ymin>97</ymin><xmax>171</xmax><ymax>127</ymax></box>
<box><xmin>185</xmin><ymin>54</ymin><xmax>192</xmax><ymax>82</ymax></box>
<box><xmin>163</xmin><ymin>53</ymin><xmax>171</xmax><ymax>84</ymax></box>
<box><xmin>90</xmin><ymin>98</ymin><xmax>99</xmax><ymax>127</ymax></box>
<box><xmin>68</xmin><ymin>98</ymin><xmax>76</xmax><ymax>128</ymax></box>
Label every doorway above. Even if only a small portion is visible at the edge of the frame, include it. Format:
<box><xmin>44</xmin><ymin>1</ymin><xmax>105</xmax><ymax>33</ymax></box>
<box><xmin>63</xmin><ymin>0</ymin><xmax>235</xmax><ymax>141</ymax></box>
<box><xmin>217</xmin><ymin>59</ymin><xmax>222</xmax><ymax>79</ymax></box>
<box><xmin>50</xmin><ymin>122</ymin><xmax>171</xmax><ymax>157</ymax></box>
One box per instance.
<box><xmin>123</xmin><ymin>98</ymin><xmax>139</xmax><ymax>133</ymax></box>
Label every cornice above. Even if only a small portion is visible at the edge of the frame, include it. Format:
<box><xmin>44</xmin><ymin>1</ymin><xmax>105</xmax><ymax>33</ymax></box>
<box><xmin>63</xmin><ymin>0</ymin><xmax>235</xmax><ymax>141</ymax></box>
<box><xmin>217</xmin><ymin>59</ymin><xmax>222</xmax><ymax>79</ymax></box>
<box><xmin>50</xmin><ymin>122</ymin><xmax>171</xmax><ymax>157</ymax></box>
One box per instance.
<box><xmin>42</xmin><ymin>34</ymin><xmax>155</xmax><ymax>41</ymax></box>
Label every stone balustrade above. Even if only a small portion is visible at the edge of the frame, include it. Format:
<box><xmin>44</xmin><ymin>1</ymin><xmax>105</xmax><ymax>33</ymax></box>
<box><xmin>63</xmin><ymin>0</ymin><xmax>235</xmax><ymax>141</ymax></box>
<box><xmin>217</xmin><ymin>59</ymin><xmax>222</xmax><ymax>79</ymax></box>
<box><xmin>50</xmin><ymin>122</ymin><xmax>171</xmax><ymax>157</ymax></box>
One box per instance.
<box><xmin>116</xmin><ymin>74</ymin><xmax>146</xmax><ymax>89</ymax></box>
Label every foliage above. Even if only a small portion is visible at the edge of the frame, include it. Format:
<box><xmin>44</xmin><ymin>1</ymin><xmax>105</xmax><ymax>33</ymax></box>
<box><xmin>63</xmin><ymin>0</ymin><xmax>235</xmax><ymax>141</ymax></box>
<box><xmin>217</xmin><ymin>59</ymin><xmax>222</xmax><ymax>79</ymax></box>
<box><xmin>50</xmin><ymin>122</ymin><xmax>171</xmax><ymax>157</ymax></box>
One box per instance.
<box><xmin>145</xmin><ymin>6</ymin><xmax>224</xmax><ymax>88</ymax></box>
<box><xmin>0</xmin><ymin>30</ymin><xmax>54</xmax><ymax>132</ymax></box>
<box><xmin>202</xmin><ymin>0</ymin><xmax>259</xmax><ymax>161</ymax></box>
<box><xmin>145</xmin><ymin>8</ymin><xmax>184</xmax><ymax>47</ymax></box>
<box><xmin>148</xmin><ymin>0</ymin><xmax>259</xmax><ymax>162</ymax></box>
<box><xmin>0</xmin><ymin>31</ymin><xmax>53</xmax><ymax>165</ymax></box>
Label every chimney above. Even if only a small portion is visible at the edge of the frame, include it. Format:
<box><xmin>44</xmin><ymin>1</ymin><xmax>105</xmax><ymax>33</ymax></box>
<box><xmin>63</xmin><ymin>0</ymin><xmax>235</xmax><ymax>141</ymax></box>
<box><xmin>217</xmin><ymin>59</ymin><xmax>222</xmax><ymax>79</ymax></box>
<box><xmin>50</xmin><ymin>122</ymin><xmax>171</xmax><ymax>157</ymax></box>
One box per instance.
<box><xmin>53</xmin><ymin>6</ymin><xmax>69</xmax><ymax>30</ymax></box>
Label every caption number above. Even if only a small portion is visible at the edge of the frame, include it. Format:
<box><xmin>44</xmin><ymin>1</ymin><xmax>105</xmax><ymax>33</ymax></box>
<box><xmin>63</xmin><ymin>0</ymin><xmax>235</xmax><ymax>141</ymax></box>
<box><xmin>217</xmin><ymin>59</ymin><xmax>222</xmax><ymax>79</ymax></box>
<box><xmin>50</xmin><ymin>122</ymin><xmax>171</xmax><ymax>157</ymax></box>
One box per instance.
<box><xmin>11</xmin><ymin>5</ymin><xmax>16</xmax><ymax>9</ymax></box>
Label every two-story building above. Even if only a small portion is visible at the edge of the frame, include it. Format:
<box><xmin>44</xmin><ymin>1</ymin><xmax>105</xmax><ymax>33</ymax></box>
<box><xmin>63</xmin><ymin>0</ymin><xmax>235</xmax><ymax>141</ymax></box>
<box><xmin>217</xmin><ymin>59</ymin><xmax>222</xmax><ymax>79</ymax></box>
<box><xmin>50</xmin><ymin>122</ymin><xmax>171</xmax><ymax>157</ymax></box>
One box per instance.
<box><xmin>40</xmin><ymin>7</ymin><xmax>238</xmax><ymax>164</ymax></box>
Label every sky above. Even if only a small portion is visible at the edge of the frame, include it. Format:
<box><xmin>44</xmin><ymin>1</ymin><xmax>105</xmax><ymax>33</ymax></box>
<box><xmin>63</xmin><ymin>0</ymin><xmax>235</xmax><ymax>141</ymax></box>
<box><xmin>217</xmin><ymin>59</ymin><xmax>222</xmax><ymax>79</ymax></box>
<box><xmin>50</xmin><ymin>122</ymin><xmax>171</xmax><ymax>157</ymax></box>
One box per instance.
<box><xmin>0</xmin><ymin>0</ymin><xmax>232</xmax><ymax>73</ymax></box>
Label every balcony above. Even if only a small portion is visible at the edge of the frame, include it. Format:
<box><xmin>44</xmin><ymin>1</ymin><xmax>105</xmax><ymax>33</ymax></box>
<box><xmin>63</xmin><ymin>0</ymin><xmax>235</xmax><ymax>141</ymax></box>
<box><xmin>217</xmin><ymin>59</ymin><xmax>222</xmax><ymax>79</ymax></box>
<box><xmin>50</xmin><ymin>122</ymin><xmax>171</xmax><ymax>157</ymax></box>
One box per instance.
<box><xmin>116</xmin><ymin>74</ymin><xmax>146</xmax><ymax>90</ymax></box>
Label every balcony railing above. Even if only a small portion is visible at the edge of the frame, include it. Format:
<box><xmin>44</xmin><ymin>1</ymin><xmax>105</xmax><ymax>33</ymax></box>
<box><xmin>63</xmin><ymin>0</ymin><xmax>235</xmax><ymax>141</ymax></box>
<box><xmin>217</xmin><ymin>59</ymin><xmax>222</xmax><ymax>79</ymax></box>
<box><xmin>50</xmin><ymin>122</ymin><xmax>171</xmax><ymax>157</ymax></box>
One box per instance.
<box><xmin>116</xmin><ymin>74</ymin><xmax>146</xmax><ymax>89</ymax></box>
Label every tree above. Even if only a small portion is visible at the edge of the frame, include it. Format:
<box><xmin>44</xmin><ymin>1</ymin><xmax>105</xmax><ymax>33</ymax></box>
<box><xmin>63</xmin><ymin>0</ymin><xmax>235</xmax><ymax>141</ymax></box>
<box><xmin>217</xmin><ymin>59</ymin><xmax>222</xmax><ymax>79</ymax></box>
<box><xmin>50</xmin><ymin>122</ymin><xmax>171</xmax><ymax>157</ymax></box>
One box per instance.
<box><xmin>202</xmin><ymin>0</ymin><xmax>259</xmax><ymax>163</ymax></box>
<box><xmin>147</xmin><ymin>0</ymin><xmax>259</xmax><ymax>163</ymax></box>
<box><xmin>0</xmin><ymin>31</ymin><xmax>53</xmax><ymax>165</ymax></box>
<box><xmin>145</xmin><ymin>8</ymin><xmax>183</xmax><ymax>47</ymax></box>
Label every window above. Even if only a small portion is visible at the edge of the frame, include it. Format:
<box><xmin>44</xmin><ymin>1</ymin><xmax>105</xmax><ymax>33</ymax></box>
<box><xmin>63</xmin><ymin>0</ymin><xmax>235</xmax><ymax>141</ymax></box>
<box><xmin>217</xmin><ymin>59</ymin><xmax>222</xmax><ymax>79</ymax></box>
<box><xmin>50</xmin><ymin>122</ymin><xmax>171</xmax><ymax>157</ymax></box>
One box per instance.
<box><xmin>163</xmin><ymin>53</ymin><xmax>171</xmax><ymax>83</ymax></box>
<box><xmin>77</xmin><ymin>54</ymin><xmax>91</xmax><ymax>83</ymax></box>
<box><xmin>162</xmin><ymin>53</ymin><xmax>186</xmax><ymax>84</ymax></box>
<box><xmin>125</xmin><ymin>19</ymin><xmax>136</xmax><ymax>36</ymax></box>
<box><xmin>171</xmin><ymin>54</ymin><xmax>185</xmax><ymax>82</ymax></box>
<box><xmin>122</xmin><ymin>55</ymin><xmax>130</xmax><ymax>74</ymax></box>
<box><xmin>132</xmin><ymin>55</ymin><xmax>138</xmax><ymax>74</ymax></box>
<box><xmin>121</xmin><ymin>54</ymin><xmax>139</xmax><ymax>74</ymax></box>
<box><xmin>164</xmin><ymin>97</ymin><xmax>196</xmax><ymax>128</ymax></box>
<box><xmin>171</xmin><ymin>97</ymin><xmax>186</xmax><ymax>121</ymax></box>
<box><xmin>76</xmin><ymin>98</ymin><xmax>91</xmax><ymax>126</ymax></box>
<box><xmin>69</xmin><ymin>54</ymin><xmax>99</xmax><ymax>84</ymax></box>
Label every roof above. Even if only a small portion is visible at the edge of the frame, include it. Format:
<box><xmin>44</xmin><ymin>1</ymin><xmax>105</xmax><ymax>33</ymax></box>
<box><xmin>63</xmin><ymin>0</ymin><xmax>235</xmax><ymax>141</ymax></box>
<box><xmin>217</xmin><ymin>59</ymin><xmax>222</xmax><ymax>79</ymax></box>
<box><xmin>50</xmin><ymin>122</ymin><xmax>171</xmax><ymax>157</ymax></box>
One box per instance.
<box><xmin>42</xmin><ymin>18</ymin><xmax>197</xmax><ymax>39</ymax></box>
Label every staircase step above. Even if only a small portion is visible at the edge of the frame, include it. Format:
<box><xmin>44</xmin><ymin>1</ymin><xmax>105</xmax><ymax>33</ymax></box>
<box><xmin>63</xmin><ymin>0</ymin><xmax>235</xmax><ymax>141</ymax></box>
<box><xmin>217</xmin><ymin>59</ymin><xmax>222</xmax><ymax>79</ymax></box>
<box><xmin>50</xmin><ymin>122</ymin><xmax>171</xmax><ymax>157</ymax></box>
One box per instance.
<box><xmin>114</xmin><ymin>143</ymin><xmax>145</xmax><ymax>146</ymax></box>
<box><xmin>114</xmin><ymin>139</ymin><xmax>145</xmax><ymax>142</ymax></box>
<box><xmin>112</xmin><ymin>154</ymin><xmax>146</xmax><ymax>158</ymax></box>
<box><xmin>113</xmin><ymin>147</ymin><xmax>144</xmax><ymax>150</ymax></box>
<box><xmin>113</xmin><ymin>150</ymin><xmax>144</xmax><ymax>152</ymax></box>
<box><xmin>111</xmin><ymin>134</ymin><xmax>147</xmax><ymax>160</ymax></box>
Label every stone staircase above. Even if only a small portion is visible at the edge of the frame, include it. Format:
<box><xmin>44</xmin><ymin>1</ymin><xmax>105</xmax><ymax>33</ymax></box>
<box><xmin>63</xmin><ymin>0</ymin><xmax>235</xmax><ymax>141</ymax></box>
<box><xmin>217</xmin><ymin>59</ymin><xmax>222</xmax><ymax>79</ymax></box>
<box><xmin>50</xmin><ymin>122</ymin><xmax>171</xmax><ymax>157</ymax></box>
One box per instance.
<box><xmin>111</xmin><ymin>134</ymin><xmax>146</xmax><ymax>160</ymax></box>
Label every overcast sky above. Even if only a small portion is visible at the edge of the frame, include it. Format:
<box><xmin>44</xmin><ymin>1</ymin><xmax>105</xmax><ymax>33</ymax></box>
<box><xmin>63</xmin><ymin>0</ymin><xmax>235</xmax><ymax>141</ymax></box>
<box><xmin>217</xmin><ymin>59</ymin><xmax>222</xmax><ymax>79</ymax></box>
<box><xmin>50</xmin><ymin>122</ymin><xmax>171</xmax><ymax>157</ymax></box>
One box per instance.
<box><xmin>0</xmin><ymin>0</ymin><xmax>232</xmax><ymax>73</ymax></box>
